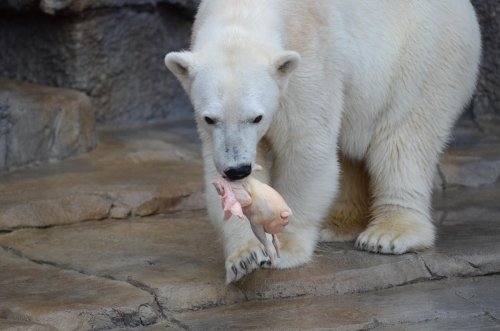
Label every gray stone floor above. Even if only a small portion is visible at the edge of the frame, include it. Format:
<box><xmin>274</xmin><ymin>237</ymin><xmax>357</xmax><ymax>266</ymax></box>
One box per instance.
<box><xmin>0</xmin><ymin>122</ymin><xmax>499</xmax><ymax>331</ymax></box>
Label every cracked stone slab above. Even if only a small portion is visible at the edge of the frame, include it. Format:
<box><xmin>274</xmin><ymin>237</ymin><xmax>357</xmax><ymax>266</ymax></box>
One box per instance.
<box><xmin>174</xmin><ymin>276</ymin><xmax>500</xmax><ymax>330</ymax></box>
<box><xmin>0</xmin><ymin>211</ymin><xmax>245</xmax><ymax>313</ymax></box>
<box><xmin>420</xmin><ymin>219</ymin><xmax>500</xmax><ymax>278</ymax></box>
<box><xmin>0</xmin><ymin>123</ymin><xmax>203</xmax><ymax>230</ymax></box>
<box><xmin>426</xmin><ymin>185</ymin><xmax>500</xmax><ymax>278</ymax></box>
<box><xmin>0</xmin><ymin>250</ymin><xmax>157</xmax><ymax>331</ymax></box>
<box><xmin>2</xmin><ymin>203</ymin><xmax>499</xmax><ymax>315</ymax></box>
<box><xmin>0</xmin><ymin>212</ymin><xmax>428</xmax><ymax>311</ymax></box>
<box><xmin>235</xmin><ymin>245</ymin><xmax>429</xmax><ymax>301</ymax></box>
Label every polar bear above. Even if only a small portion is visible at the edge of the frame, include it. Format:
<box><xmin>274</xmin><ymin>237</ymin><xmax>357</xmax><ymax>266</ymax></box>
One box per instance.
<box><xmin>165</xmin><ymin>0</ymin><xmax>481</xmax><ymax>283</ymax></box>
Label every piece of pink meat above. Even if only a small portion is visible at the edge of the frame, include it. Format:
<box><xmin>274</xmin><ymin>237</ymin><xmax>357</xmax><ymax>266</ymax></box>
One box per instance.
<box><xmin>212</xmin><ymin>170</ymin><xmax>292</xmax><ymax>266</ymax></box>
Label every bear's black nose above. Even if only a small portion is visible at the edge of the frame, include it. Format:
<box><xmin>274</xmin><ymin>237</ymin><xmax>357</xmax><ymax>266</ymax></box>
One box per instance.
<box><xmin>224</xmin><ymin>164</ymin><xmax>252</xmax><ymax>180</ymax></box>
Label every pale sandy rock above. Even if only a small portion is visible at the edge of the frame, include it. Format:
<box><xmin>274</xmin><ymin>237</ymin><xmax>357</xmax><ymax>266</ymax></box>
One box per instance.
<box><xmin>0</xmin><ymin>194</ymin><xmax>111</xmax><ymax>230</ymax></box>
<box><xmin>109</xmin><ymin>204</ymin><xmax>131</xmax><ymax>219</ymax></box>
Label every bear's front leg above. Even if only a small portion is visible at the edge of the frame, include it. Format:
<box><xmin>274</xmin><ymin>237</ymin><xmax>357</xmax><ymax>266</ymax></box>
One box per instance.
<box><xmin>270</xmin><ymin>138</ymin><xmax>340</xmax><ymax>269</ymax></box>
<box><xmin>206</xmin><ymin>176</ymin><xmax>272</xmax><ymax>283</ymax></box>
<box><xmin>204</xmin><ymin>149</ymin><xmax>273</xmax><ymax>284</ymax></box>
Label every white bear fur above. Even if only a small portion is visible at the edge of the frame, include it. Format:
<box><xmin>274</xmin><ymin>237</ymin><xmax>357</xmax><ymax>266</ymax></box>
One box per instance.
<box><xmin>165</xmin><ymin>0</ymin><xmax>481</xmax><ymax>283</ymax></box>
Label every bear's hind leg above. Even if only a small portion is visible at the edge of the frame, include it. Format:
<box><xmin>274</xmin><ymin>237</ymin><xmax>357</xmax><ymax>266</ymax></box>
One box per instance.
<box><xmin>320</xmin><ymin>156</ymin><xmax>370</xmax><ymax>242</ymax></box>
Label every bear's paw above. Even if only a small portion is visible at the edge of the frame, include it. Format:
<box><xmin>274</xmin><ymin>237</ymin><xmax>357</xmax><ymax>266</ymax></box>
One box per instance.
<box><xmin>355</xmin><ymin>211</ymin><xmax>435</xmax><ymax>254</ymax></box>
<box><xmin>225</xmin><ymin>241</ymin><xmax>271</xmax><ymax>284</ymax></box>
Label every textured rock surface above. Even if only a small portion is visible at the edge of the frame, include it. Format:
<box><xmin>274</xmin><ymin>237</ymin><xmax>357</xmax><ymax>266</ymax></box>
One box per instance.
<box><xmin>0</xmin><ymin>4</ymin><xmax>193</xmax><ymax>127</ymax></box>
<box><xmin>438</xmin><ymin>120</ymin><xmax>500</xmax><ymax>188</ymax></box>
<box><xmin>0</xmin><ymin>123</ymin><xmax>499</xmax><ymax>330</ymax></box>
<box><xmin>0</xmin><ymin>250</ymin><xmax>157</xmax><ymax>331</ymax></box>
<box><xmin>0</xmin><ymin>319</ymin><xmax>57</xmax><ymax>331</ymax></box>
<box><xmin>176</xmin><ymin>276</ymin><xmax>500</xmax><ymax>330</ymax></box>
<box><xmin>0</xmin><ymin>122</ymin><xmax>203</xmax><ymax>230</ymax></box>
<box><xmin>0</xmin><ymin>212</ymin><xmax>245</xmax><ymax>313</ymax></box>
<box><xmin>0</xmin><ymin>79</ymin><xmax>96</xmax><ymax>172</ymax></box>
<box><xmin>1</xmin><ymin>181</ymin><xmax>499</xmax><ymax>317</ymax></box>
<box><xmin>470</xmin><ymin>0</ymin><xmax>500</xmax><ymax>122</ymax></box>
<box><xmin>0</xmin><ymin>0</ymin><xmax>201</xmax><ymax>14</ymax></box>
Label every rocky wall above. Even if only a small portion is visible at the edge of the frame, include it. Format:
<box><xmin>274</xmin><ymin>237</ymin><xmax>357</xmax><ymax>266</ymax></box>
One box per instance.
<box><xmin>470</xmin><ymin>0</ymin><xmax>500</xmax><ymax>124</ymax></box>
<box><xmin>0</xmin><ymin>1</ymin><xmax>195</xmax><ymax>128</ymax></box>
<box><xmin>0</xmin><ymin>0</ymin><xmax>498</xmax><ymax>129</ymax></box>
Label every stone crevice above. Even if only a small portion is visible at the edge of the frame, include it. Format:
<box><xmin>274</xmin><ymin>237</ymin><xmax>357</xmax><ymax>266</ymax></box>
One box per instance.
<box><xmin>419</xmin><ymin>256</ymin><xmax>447</xmax><ymax>280</ymax></box>
<box><xmin>125</xmin><ymin>278</ymin><xmax>167</xmax><ymax>319</ymax></box>
<box><xmin>454</xmin><ymin>289</ymin><xmax>500</xmax><ymax>325</ymax></box>
<box><xmin>0</xmin><ymin>242</ymin><xmax>201</xmax><ymax>329</ymax></box>
<box><xmin>484</xmin><ymin>311</ymin><xmax>500</xmax><ymax>323</ymax></box>
<box><xmin>121</xmin><ymin>276</ymin><xmax>193</xmax><ymax>330</ymax></box>
<box><xmin>0</xmin><ymin>244</ymin><xmax>161</xmax><ymax>329</ymax></box>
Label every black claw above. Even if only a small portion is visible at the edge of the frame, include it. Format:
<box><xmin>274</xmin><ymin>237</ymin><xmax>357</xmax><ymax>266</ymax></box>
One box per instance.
<box><xmin>240</xmin><ymin>261</ymin><xmax>247</xmax><ymax>270</ymax></box>
<box><xmin>259</xmin><ymin>260</ymin><xmax>267</xmax><ymax>267</ymax></box>
<box><xmin>378</xmin><ymin>245</ymin><xmax>383</xmax><ymax>252</ymax></box>
<box><xmin>391</xmin><ymin>244</ymin><xmax>396</xmax><ymax>251</ymax></box>
<box><xmin>231</xmin><ymin>265</ymin><xmax>238</xmax><ymax>277</ymax></box>
<box><xmin>246</xmin><ymin>256</ymin><xmax>253</xmax><ymax>266</ymax></box>
<box><xmin>251</xmin><ymin>252</ymin><xmax>259</xmax><ymax>264</ymax></box>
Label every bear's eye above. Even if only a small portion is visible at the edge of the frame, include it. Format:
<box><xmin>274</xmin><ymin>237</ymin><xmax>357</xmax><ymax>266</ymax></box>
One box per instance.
<box><xmin>204</xmin><ymin>116</ymin><xmax>216</xmax><ymax>125</ymax></box>
<box><xmin>253</xmin><ymin>115</ymin><xmax>263</xmax><ymax>124</ymax></box>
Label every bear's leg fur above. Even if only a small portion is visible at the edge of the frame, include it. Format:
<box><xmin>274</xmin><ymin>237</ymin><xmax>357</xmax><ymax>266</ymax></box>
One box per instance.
<box><xmin>268</xmin><ymin>131</ymin><xmax>341</xmax><ymax>268</ymax></box>
<box><xmin>320</xmin><ymin>156</ymin><xmax>370</xmax><ymax>242</ymax></box>
<box><xmin>205</xmin><ymin>140</ymin><xmax>274</xmax><ymax>284</ymax></box>
<box><xmin>355</xmin><ymin>110</ymin><xmax>441</xmax><ymax>254</ymax></box>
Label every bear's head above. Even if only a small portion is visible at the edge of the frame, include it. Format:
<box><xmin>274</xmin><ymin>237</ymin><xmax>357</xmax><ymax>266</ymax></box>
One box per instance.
<box><xmin>165</xmin><ymin>46</ymin><xmax>300</xmax><ymax>180</ymax></box>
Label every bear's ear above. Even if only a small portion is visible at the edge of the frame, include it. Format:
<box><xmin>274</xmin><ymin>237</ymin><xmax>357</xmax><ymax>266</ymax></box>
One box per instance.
<box><xmin>164</xmin><ymin>51</ymin><xmax>196</xmax><ymax>91</ymax></box>
<box><xmin>273</xmin><ymin>51</ymin><xmax>301</xmax><ymax>80</ymax></box>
